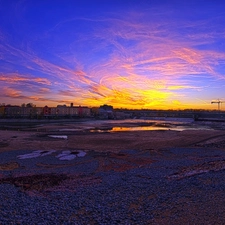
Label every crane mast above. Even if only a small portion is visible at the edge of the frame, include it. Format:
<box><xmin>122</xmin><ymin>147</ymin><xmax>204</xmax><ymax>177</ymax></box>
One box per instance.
<box><xmin>211</xmin><ymin>99</ymin><xmax>225</xmax><ymax>111</ymax></box>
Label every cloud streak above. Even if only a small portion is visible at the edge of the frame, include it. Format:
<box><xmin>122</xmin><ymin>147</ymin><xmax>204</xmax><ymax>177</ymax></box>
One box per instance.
<box><xmin>0</xmin><ymin>73</ymin><xmax>51</xmax><ymax>85</ymax></box>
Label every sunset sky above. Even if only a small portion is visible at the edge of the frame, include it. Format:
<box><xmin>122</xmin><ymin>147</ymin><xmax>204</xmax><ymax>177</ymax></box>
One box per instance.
<box><xmin>0</xmin><ymin>0</ymin><xmax>225</xmax><ymax>110</ymax></box>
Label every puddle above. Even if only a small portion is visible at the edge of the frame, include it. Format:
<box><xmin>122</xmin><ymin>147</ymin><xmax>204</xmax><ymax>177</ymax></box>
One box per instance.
<box><xmin>83</xmin><ymin>119</ymin><xmax>214</xmax><ymax>132</ymax></box>
<box><xmin>48</xmin><ymin>135</ymin><xmax>68</xmax><ymax>140</ymax></box>
<box><xmin>17</xmin><ymin>150</ymin><xmax>86</xmax><ymax>161</ymax></box>
<box><xmin>89</xmin><ymin>126</ymin><xmax>211</xmax><ymax>132</ymax></box>
<box><xmin>58</xmin><ymin>129</ymin><xmax>82</xmax><ymax>132</ymax></box>
<box><xmin>90</xmin><ymin>126</ymin><xmax>170</xmax><ymax>132</ymax></box>
<box><xmin>58</xmin><ymin>127</ymin><xmax>95</xmax><ymax>131</ymax></box>
<box><xmin>47</xmin><ymin>119</ymin><xmax>214</xmax><ymax>134</ymax></box>
<box><xmin>56</xmin><ymin>150</ymin><xmax>86</xmax><ymax>160</ymax></box>
<box><xmin>89</xmin><ymin>124</ymin><xmax>213</xmax><ymax>133</ymax></box>
<box><xmin>17</xmin><ymin>150</ymin><xmax>56</xmax><ymax>159</ymax></box>
<box><xmin>113</xmin><ymin>126</ymin><xmax>174</xmax><ymax>131</ymax></box>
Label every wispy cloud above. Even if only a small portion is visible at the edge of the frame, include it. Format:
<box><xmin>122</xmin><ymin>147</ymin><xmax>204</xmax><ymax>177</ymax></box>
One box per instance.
<box><xmin>0</xmin><ymin>73</ymin><xmax>51</xmax><ymax>85</ymax></box>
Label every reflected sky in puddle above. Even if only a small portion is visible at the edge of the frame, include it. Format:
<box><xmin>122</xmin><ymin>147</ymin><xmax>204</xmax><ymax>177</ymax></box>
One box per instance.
<box><xmin>17</xmin><ymin>150</ymin><xmax>86</xmax><ymax>161</ymax></box>
<box><xmin>111</xmin><ymin>126</ymin><xmax>174</xmax><ymax>131</ymax></box>
<box><xmin>87</xmin><ymin>118</ymin><xmax>213</xmax><ymax>132</ymax></box>
<box><xmin>17</xmin><ymin>150</ymin><xmax>56</xmax><ymax>159</ymax></box>
<box><xmin>90</xmin><ymin>125</ymin><xmax>213</xmax><ymax>133</ymax></box>
<box><xmin>48</xmin><ymin>135</ymin><xmax>68</xmax><ymax>140</ymax></box>
<box><xmin>56</xmin><ymin>150</ymin><xmax>86</xmax><ymax>160</ymax></box>
<box><xmin>90</xmin><ymin>126</ymin><xmax>171</xmax><ymax>132</ymax></box>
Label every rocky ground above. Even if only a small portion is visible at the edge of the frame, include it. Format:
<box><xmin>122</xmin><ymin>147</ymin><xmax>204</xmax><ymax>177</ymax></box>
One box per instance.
<box><xmin>0</xmin><ymin>120</ymin><xmax>225</xmax><ymax>224</ymax></box>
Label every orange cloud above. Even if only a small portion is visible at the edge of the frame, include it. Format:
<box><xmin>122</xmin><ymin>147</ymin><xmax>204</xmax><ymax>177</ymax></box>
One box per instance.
<box><xmin>0</xmin><ymin>73</ymin><xmax>51</xmax><ymax>85</ymax></box>
<box><xmin>3</xmin><ymin>87</ymin><xmax>22</xmax><ymax>98</ymax></box>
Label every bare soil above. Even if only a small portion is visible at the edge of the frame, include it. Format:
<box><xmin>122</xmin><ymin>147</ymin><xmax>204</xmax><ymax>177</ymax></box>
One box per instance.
<box><xmin>0</xmin><ymin>122</ymin><xmax>225</xmax><ymax>153</ymax></box>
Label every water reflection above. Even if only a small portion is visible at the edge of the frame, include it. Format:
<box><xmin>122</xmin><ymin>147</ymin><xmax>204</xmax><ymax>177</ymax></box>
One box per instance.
<box><xmin>17</xmin><ymin>150</ymin><xmax>86</xmax><ymax>160</ymax></box>
<box><xmin>90</xmin><ymin>125</ymin><xmax>213</xmax><ymax>133</ymax></box>
<box><xmin>90</xmin><ymin>126</ymin><xmax>182</xmax><ymax>132</ymax></box>
<box><xmin>111</xmin><ymin>126</ymin><xmax>170</xmax><ymax>132</ymax></box>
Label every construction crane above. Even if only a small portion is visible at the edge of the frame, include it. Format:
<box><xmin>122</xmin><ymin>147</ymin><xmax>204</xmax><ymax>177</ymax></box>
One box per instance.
<box><xmin>211</xmin><ymin>99</ymin><xmax>225</xmax><ymax>111</ymax></box>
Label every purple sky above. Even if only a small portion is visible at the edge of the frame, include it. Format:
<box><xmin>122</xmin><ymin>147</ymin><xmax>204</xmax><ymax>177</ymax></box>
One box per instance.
<box><xmin>1</xmin><ymin>0</ymin><xmax>225</xmax><ymax>109</ymax></box>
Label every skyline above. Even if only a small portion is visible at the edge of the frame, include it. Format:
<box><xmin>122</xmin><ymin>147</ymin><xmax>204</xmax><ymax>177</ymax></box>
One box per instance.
<box><xmin>0</xmin><ymin>1</ymin><xmax>225</xmax><ymax>110</ymax></box>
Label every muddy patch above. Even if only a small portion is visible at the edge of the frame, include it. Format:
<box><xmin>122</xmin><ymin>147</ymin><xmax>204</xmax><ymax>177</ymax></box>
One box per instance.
<box><xmin>168</xmin><ymin>160</ymin><xmax>225</xmax><ymax>180</ymax></box>
<box><xmin>0</xmin><ymin>142</ymin><xmax>9</xmax><ymax>148</ymax></box>
<box><xmin>0</xmin><ymin>173</ymin><xmax>67</xmax><ymax>192</ymax></box>
<box><xmin>0</xmin><ymin>162</ymin><xmax>20</xmax><ymax>171</ymax></box>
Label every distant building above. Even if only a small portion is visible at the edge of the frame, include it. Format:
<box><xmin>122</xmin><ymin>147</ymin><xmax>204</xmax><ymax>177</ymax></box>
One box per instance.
<box><xmin>0</xmin><ymin>104</ymin><xmax>91</xmax><ymax>119</ymax></box>
<box><xmin>4</xmin><ymin>106</ymin><xmax>21</xmax><ymax>118</ymax></box>
<box><xmin>79</xmin><ymin>106</ymin><xmax>91</xmax><ymax>117</ymax></box>
<box><xmin>56</xmin><ymin>105</ymin><xmax>70</xmax><ymax>116</ymax></box>
<box><xmin>56</xmin><ymin>104</ymin><xmax>67</xmax><ymax>108</ymax></box>
<box><xmin>99</xmin><ymin>104</ymin><xmax>114</xmax><ymax>119</ymax></box>
<box><xmin>0</xmin><ymin>106</ymin><xmax>5</xmax><ymax>117</ymax></box>
<box><xmin>114</xmin><ymin>111</ymin><xmax>130</xmax><ymax>119</ymax></box>
<box><xmin>91</xmin><ymin>107</ymin><xmax>99</xmax><ymax>117</ymax></box>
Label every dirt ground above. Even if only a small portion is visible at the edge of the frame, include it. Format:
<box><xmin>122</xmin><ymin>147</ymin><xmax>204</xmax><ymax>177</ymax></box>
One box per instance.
<box><xmin>1</xmin><ymin>120</ymin><xmax>225</xmax><ymax>224</ymax></box>
<box><xmin>1</xmin><ymin>121</ymin><xmax>225</xmax><ymax>153</ymax></box>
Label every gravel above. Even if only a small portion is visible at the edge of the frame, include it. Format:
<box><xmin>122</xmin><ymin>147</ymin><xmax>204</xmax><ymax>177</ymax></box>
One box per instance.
<box><xmin>1</xmin><ymin>148</ymin><xmax>225</xmax><ymax>224</ymax></box>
